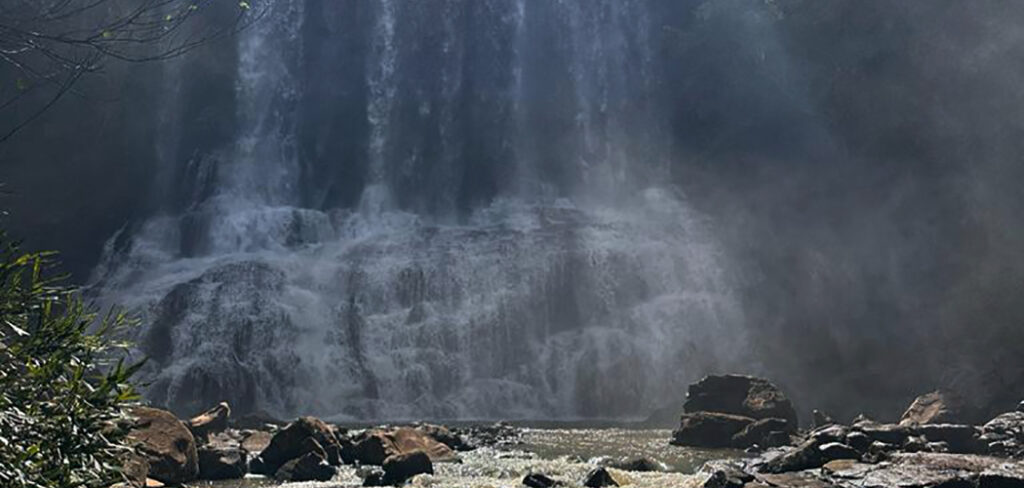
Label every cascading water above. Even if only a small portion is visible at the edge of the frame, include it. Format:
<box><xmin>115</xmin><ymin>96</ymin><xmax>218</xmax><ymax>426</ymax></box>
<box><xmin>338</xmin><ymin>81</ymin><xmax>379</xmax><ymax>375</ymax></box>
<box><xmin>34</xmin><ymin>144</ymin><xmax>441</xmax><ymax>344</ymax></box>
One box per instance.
<box><xmin>90</xmin><ymin>0</ymin><xmax>748</xmax><ymax>420</ymax></box>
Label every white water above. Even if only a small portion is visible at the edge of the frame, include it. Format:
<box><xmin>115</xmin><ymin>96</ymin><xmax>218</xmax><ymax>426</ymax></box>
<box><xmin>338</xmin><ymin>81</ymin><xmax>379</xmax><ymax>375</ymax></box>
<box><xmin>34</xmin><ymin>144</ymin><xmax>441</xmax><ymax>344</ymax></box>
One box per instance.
<box><xmin>90</xmin><ymin>0</ymin><xmax>750</xmax><ymax>420</ymax></box>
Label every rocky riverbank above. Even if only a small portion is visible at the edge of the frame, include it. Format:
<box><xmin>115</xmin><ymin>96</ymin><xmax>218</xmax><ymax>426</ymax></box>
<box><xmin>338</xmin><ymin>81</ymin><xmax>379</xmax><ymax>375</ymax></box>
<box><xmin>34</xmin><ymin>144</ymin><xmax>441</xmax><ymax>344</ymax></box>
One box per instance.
<box><xmin>119</xmin><ymin>375</ymin><xmax>1024</xmax><ymax>488</ymax></box>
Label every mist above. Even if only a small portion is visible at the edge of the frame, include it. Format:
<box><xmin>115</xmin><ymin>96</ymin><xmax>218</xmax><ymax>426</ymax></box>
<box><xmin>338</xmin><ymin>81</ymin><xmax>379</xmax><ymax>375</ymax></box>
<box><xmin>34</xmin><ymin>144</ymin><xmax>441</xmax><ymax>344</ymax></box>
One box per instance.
<box><xmin>1</xmin><ymin>0</ymin><xmax>1023</xmax><ymax>423</ymax></box>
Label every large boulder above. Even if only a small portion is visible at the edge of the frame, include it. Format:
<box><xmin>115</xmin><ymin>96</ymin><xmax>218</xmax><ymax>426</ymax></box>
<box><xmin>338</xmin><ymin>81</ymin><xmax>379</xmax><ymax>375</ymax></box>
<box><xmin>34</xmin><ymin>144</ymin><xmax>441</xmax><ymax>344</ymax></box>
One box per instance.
<box><xmin>128</xmin><ymin>407</ymin><xmax>199</xmax><ymax>486</ymax></box>
<box><xmin>197</xmin><ymin>446</ymin><xmax>246</xmax><ymax>480</ymax></box>
<box><xmin>258</xmin><ymin>416</ymin><xmax>341</xmax><ymax>473</ymax></box>
<box><xmin>188</xmin><ymin>402</ymin><xmax>231</xmax><ymax>443</ymax></box>
<box><xmin>349</xmin><ymin>427</ymin><xmax>458</xmax><ymax>465</ymax></box>
<box><xmin>683</xmin><ymin>375</ymin><xmax>798</xmax><ymax>427</ymax></box>
<box><xmin>382</xmin><ymin>450</ymin><xmax>433</xmax><ymax>485</ymax></box>
<box><xmin>671</xmin><ymin>412</ymin><xmax>755</xmax><ymax>448</ymax></box>
<box><xmin>900</xmin><ymin>391</ymin><xmax>966</xmax><ymax>426</ymax></box>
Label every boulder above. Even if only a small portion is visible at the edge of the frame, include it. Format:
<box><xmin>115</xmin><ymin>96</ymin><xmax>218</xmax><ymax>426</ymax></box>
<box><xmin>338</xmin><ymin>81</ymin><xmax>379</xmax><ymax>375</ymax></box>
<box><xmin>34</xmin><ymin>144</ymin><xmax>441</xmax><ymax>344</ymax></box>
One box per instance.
<box><xmin>731</xmin><ymin>417</ymin><xmax>792</xmax><ymax>448</ymax></box>
<box><xmin>350</xmin><ymin>431</ymin><xmax>400</xmax><ymax>466</ymax></box>
<box><xmin>845</xmin><ymin>431</ymin><xmax>872</xmax><ymax>453</ymax></box>
<box><xmin>188</xmin><ymin>402</ymin><xmax>231</xmax><ymax>443</ymax></box>
<box><xmin>759</xmin><ymin>439</ymin><xmax>825</xmax><ymax>473</ymax></box>
<box><xmin>128</xmin><ymin>407</ymin><xmax>199</xmax><ymax>486</ymax></box>
<box><xmin>349</xmin><ymin>427</ymin><xmax>458</xmax><ymax>465</ymax></box>
<box><xmin>382</xmin><ymin>450</ymin><xmax>433</xmax><ymax>485</ymax></box>
<box><xmin>390</xmin><ymin>427</ymin><xmax>459</xmax><ymax>462</ymax></box>
<box><xmin>982</xmin><ymin>411</ymin><xmax>1024</xmax><ymax>439</ymax></box>
<box><xmin>240</xmin><ymin>430</ymin><xmax>272</xmax><ymax>455</ymax></box>
<box><xmin>672</xmin><ymin>412</ymin><xmax>755</xmax><ymax>448</ymax></box>
<box><xmin>900</xmin><ymin>391</ymin><xmax>966</xmax><ymax>426</ymax></box>
<box><xmin>699</xmin><ymin>460</ymin><xmax>753</xmax><ymax>488</ymax></box>
<box><xmin>916</xmin><ymin>424</ymin><xmax>982</xmax><ymax>454</ymax></box>
<box><xmin>415</xmin><ymin>423</ymin><xmax>471</xmax><ymax>451</ymax></box>
<box><xmin>819</xmin><ymin>442</ymin><xmax>860</xmax><ymax>461</ymax></box>
<box><xmin>604</xmin><ymin>456</ymin><xmax>664</xmax><ymax>472</ymax></box>
<box><xmin>858</xmin><ymin>423</ymin><xmax>913</xmax><ymax>445</ymax></box>
<box><xmin>259</xmin><ymin>416</ymin><xmax>341</xmax><ymax>473</ymax></box>
<box><xmin>1018</xmin><ymin>401</ymin><xmax>1024</xmax><ymax>413</ymax></box>
<box><xmin>197</xmin><ymin>446</ymin><xmax>246</xmax><ymax>480</ymax></box>
<box><xmin>523</xmin><ymin>472</ymin><xmax>560</xmax><ymax>488</ymax></box>
<box><xmin>810</xmin><ymin>424</ymin><xmax>850</xmax><ymax>444</ymax></box>
<box><xmin>583</xmin><ymin>467</ymin><xmax>618</xmax><ymax>487</ymax></box>
<box><xmin>683</xmin><ymin>375</ymin><xmax>798</xmax><ymax>427</ymax></box>
<box><xmin>275</xmin><ymin>450</ymin><xmax>336</xmax><ymax>482</ymax></box>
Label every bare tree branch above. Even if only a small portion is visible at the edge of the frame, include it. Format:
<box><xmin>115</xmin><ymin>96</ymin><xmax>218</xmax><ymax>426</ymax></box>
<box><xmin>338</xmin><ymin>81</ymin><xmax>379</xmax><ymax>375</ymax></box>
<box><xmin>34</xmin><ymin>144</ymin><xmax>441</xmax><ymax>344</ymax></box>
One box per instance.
<box><xmin>0</xmin><ymin>0</ymin><xmax>267</xmax><ymax>143</ymax></box>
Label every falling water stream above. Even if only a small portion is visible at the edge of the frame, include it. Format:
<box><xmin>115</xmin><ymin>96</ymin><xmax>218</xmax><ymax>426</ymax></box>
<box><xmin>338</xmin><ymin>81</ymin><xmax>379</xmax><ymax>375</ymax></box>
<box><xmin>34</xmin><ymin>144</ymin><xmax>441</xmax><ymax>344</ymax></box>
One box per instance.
<box><xmin>90</xmin><ymin>0</ymin><xmax>748</xmax><ymax>422</ymax></box>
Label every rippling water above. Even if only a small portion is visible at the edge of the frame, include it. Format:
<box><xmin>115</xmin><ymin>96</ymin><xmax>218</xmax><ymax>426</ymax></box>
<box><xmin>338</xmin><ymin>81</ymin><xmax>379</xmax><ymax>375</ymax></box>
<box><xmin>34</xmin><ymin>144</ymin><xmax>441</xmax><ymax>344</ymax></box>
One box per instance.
<box><xmin>191</xmin><ymin>428</ymin><xmax>736</xmax><ymax>488</ymax></box>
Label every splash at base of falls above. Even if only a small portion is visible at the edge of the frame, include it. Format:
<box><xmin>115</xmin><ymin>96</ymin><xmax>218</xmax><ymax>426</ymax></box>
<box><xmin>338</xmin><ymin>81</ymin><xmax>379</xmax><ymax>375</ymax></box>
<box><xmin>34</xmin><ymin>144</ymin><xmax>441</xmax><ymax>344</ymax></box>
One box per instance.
<box><xmin>91</xmin><ymin>189</ymin><xmax>745</xmax><ymax>420</ymax></box>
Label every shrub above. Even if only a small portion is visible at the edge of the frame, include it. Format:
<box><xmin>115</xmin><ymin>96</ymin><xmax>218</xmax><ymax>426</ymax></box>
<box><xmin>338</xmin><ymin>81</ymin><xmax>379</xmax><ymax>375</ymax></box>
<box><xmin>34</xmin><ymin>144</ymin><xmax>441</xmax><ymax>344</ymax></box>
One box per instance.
<box><xmin>0</xmin><ymin>233</ymin><xmax>142</xmax><ymax>488</ymax></box>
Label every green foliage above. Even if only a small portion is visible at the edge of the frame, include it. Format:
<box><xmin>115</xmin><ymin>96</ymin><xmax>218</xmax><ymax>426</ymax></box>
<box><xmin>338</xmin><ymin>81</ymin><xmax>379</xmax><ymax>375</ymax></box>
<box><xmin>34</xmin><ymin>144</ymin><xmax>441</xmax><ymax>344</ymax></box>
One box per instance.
<box><xmin>0</xmin><ymin>233</ymin><xmax>142</xmax><ymax>488</ymax></box>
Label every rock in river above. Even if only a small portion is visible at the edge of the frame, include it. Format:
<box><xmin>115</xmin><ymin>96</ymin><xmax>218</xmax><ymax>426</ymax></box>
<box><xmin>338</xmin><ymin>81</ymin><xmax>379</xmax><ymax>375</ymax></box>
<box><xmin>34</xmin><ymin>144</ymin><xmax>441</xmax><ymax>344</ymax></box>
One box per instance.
<box><xmin>128</xmin><ymin>407</ymin><xmax>199</xmax><ymax>486</ymax></box>
<box><xmin>683</xmin><ymin>375</ymin><xmax>798</xmax><ymax>427</ymax></box>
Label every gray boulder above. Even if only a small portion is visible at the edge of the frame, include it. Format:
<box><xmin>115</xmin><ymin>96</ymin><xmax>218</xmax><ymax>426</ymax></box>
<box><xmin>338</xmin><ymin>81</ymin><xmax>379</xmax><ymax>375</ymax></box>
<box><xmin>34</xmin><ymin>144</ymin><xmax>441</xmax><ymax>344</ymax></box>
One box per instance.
<box><xmin>684</xmin><ymin>375</ymin><xmax>798</xmax><ymax>427</ymax></box>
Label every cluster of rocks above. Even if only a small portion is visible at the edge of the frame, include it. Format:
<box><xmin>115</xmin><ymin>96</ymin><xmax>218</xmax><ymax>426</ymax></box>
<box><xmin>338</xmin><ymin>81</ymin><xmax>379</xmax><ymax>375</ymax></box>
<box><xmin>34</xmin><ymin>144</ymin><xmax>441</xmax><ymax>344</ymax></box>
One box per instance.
<box><xmin>673</xmin><ymin>377</ymin><xmax>1024</xmax><ymax>488</ymax></box>
<box><xmin>119</xmin><ymin>402</ymin><xmax>519</xmax><ymax>487</ymax></box>
<box><xmin>671</xmin><ymin>375</ymin><xmax>799</xmax><ymax>449</ymax></box>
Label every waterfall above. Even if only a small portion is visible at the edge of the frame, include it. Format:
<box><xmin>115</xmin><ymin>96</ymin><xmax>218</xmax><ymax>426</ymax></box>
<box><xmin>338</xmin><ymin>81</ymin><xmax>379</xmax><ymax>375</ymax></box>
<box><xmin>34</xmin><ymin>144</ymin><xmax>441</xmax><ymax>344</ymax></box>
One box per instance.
<box><xmin>90</xmin><ymin>0</ymin><xmax>748</xmax><ymax>420</ymax></box>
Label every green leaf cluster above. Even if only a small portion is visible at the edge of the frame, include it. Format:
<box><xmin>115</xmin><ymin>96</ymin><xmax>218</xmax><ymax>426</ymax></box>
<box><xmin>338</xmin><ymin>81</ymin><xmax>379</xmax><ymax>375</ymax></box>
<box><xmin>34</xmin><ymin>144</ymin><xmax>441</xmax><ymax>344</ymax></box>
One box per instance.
<box><xmin>0</xmin><ymin>232</ymin><xmax>143</xmax><ymax>488</ymax></box>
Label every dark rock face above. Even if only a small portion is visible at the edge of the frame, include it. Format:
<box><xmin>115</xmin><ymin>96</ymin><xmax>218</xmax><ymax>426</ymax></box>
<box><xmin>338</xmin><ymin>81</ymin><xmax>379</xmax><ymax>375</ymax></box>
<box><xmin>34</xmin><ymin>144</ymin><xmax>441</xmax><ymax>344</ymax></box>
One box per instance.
<box><xmin>197</xmin><ymin>446</ymin><xmax>247</xmax><ymax>480</ymax></box>
<box><xmin>188</xmin><ymin>402</ymin><xmax>231</xmax><ymax>443</ymax></box>
<box><xmin>901</xmin><ymin>391</ymin><xmax>966</xmax><ymax>426</ymax></box>
<box><xmin>274</xmin><ymin>451</ymin><xmax>336</xmax><ymax>482</ymax></box>
<box><xmin>671</xmin><ymin>412</ymin><xmax>755</xmax><ymax>448</ymax></box>
<box><xmin>583</xmin><ymin>467</ymin><xmax>618</xmax><ymax>487</ymax></box>
<box><xmin>128</xmin><ymin>407</ymin><xmax>200</xmax><ymax>486</ymax></box>
<box><xmin>523</xmin><ymin>473</ymin><xmax>560</xmax><ymax>488</ymax></box>
<box><xmin>683</xmin><ymin>375</ymin><xmax>798</xmax><ymax>427</ymax></box>
<box><xmin>258</xmin><ymin>416</ymin><xmax>341</xmax><ymax>473</ymax></box>
<box><xmin>382</xmin><ymin>450</ymin><xmax>433</xmax><ymax>485</ymax></box>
